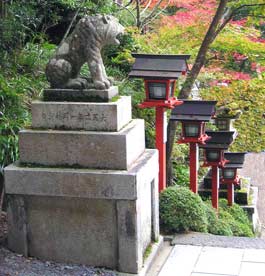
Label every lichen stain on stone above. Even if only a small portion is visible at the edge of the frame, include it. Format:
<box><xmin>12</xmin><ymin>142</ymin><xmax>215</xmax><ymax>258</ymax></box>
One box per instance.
<box><xmin>125</xmin><ymin>210</ymin><xmax>135</xmax><ymax>236</ymax></box>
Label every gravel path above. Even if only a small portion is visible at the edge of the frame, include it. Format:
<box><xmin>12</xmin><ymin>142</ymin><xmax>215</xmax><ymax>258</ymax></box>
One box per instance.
<box><xmin>172</xmin><ymin>232</ymin><xmax>265</xmax><ymax>249</ymax></box>
<box><xmin>0</xmin><ymin>246</ymin><xmax>117</xmax><ymax>276</ymax></box>
<box><xmin>0</xmin><ymin>243</ymin><xmax>117</xmax><ymax>276</ymax></box>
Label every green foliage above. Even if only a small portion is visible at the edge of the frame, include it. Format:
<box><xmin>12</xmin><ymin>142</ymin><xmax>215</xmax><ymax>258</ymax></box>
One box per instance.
<box><xmin>160</xmin><ymin>189</ymin><xmax>254</xmax><ymax>237</ymax></box>
<box><xmin>0</xmin><ymin>40</ymin><xmax>53</xmax><ymax>173</ymax></box>
<box><xmin>201</xmin><ymin>79</ymin><xmax>265</xmax><ymax>152</ymax></box>
<box><xmin>220</xmin><ymin>199</ymin><xmax>253</xmax><ymax>227</ymax></box>
<box><xmin>81</xmin><ymin>0</ymin><xmax>118</xmax><ymax>15</ymax></box>
<box><xmin>159</xmin><ymin>186</ymin><xmax>208</xmax><ymax>233</ymax></box>
<box><xmin>0</xmin><ymin>2</ymin><xmax>39</xmax><ymax>54</ymax></box>
<box><xmin>215</xmin><ymin>199</ymin><xmax>253</xmax><ymax>237</ymax></box>
<box><xmin>218</xmin><ymin>208</ymin><xmax>254</xmax><ymax>238</ymax></box>
<box><xmin>204</xmin><ymin>202</ymin><xmax>233</xmax><ymax>236</ymax></box>
<box><xmin>118</xmin><ymin>79</ymin><xmax>156</xmax><ymax>148</ymax></box>
<box><xmin>0</xmin><ymin>74</ymin><xmax>29</xmax><ymax>170</ymax></box>
<box><xmin>172</xmin><ymin>163</ymin><xmax>190</xmax><ymax>187</ymax></box>
<box><xmin>133</xmin><ymin>25</ymin><xmax>201</xmax><ymax>58</ymax></box>
<box><xmin>228</xmin><ymin>0</ymin><xmax>265</xmax><ymax>25</ymax></box>
<box><xmin>0</xmin><ymin>0</ymin><xmax>70</xmax><ymax>56</ymax></box>
<box><xmin>104</xmin><ymin>27</ymin><xmax>139</xmax><ymax>76</ymax></box>
<box><xmin>211</xmin><ymin>25</ymin><xmax>265</xmax><ymax>67</ymax></box>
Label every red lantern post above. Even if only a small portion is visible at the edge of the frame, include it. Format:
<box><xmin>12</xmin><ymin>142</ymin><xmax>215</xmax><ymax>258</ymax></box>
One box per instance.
<box><xmin>139</xmin><ymin>81</ymin><xmax>183</xmax><ymax>192</ymax></box>
<box><xmin>170</xmin><ymin>101</ymin><xmax>217</xmax><ymax>194</ymax></box>
<box><xmin>129</xmin><ymin>54</ymin><xmax>190</xmax><ymax>192</ymax></box>
<box><xmin>201</xmin><ymin>131</ymin><xmax>235</xmax><ymax>209</ymax></box>
<box><xmin>221</xmin><ymin>153</ymin><xmax>246</xmax><ymax>206</ymax></box>
<box><xmin>189</xmin><ymin>142</ymin><xmax>198</xmax><ymax>193</ymax></box>
<box><xmin>211</xmin><ymin>165</ymin><xmax>219</xmax><ymax>209</ymax></box>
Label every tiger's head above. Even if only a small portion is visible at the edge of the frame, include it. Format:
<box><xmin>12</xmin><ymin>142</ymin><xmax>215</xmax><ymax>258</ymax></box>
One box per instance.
<box><xmin>81</xmin><ymin>14</ymin><xmax>125</xmax><ymax>47</ymax></box>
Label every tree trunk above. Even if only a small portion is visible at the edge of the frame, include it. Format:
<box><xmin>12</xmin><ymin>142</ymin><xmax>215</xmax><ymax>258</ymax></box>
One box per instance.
<box><xmin>166</xmin><ymin>120</ymin><xmax>177</xmax><ymax>185</ymax></box>
<box><xmin>136</xmin><ymin>0</ymin><xmax>141</xmax><ymax>29</ymax></box>
<box><xmin>166</xmin><ymin>0</ymin><xmax>229</xmax><ymax>185</ymax></box>
<box><xmin>0</xmin><ymin>0</ymin><xmax>7</xmax><ymax>18</ymax></box>
<box><xmin>179</xmin><ymin>0</ymin><xmax>229</xmax><ymax>99</ymax></box>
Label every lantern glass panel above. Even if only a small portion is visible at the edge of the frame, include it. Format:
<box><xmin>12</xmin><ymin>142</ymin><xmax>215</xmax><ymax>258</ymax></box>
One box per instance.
<box><xmin>206</xmin><ymin>150</ymin><xmax>220</xmax><ymax>162</ymax></box>
<box><xmin>217</xmin><ymin>119</ymin><xmax>228</xmax><ymax>131</ymax></box>
<box><xmin>148</xmin><ymin>82</ymin><xmax>167</xmax><ymax>100</ymax></box>
<box><xmin>184</xmin><ymin>123</ymin><xmax>200</xmax><ymax>137</ymax></box>
<box><xmin>223</xmin><ymin>168</ymin><xmax>236</xmax><ymax>179</ymax></box>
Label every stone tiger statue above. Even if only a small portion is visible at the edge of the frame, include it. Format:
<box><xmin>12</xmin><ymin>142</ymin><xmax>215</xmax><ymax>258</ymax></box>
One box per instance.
<box><xmin>46</xmin><ymin>14</ymin><xmax>124</xmax><ymax>90</ymax></box>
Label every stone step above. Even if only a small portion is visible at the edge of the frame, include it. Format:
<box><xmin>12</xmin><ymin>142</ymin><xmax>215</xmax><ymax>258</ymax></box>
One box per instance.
<box><xmin>32</xmin><ymin>96</ymin><xmax>131</xmax><ymax>132</ymax></box>
<box><xmin>199</xmin><ymin>176</ymin><xmax>251</xmax><ymax>205</ymax></box>
<box><xmin>198</xmin><ymin>187</ymin><xmax>249</xmax><ymax>205</ymax></box>
<box><xmin>19</xmin><ymin>119</ymin><xmax>145</xmax><ymax>170</ymax></box>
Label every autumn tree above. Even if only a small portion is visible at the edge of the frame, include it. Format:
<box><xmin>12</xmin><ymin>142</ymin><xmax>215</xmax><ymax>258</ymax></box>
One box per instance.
<box><xmin>166</xmin><ymin>0</ymin><xmax>265</xmax><ymax>184</ymax></box>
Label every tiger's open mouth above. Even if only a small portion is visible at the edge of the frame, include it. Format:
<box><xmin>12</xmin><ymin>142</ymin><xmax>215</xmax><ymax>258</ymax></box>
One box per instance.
<box><xmin>114</xmin><ymin>33</ymin><xmax>123</xmax><ymax>45</ymax></box>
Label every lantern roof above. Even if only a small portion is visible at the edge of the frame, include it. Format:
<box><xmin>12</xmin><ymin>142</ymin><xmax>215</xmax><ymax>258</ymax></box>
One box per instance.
<box><xmin>129</xmin><ymin>53</ymin><xmax>190</xmax><ymax>79</ymax></box>
<box><xmin>200</xmin><ymin>131</ymin><xmax>235</xmax><ymax>149</ymax></box>
<box><xmin>224</xmin><ymin>152</ymin><xmax>246</xmax><ymax>168</ymax></box>
<box><xmin>170</xmin><ymin>100</ymin><xmax>217</xmax><ymax>122</ymax></box>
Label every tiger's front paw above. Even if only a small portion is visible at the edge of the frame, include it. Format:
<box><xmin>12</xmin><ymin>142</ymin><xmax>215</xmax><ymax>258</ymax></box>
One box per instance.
<box><xmin>66</xmin><ymin>78</ymin><xmax>88</xmax><ymax>89</ymax></box>
<box><xmin>94</xmin><ymin>79</ymin><xmax>111</xmax><ymax>90</ymax></box>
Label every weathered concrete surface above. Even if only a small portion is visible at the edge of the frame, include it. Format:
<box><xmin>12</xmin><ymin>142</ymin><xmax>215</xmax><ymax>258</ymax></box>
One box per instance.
<box><xmin>5</xmin><ymin>150</ymin><xmax>159</xmax><ymax>274</ymax></box>
<box><xmin>32</xmin><ymin>96</ymin><xmax>131</xmax><ymax>131</ymax></box>
<box><xmin>5</xmin><ymin>150</ymin><xmax>157</xmax><ymax>200</ymax></box>
<box><xmin>239</xmin><ymin>152</ymin><xmax>265</xmax><ymax>237</ymax></box>
<box><xmin>117</xmin><ymin>200</ymin><xmax>140</xmax><ymax>272</ymax></box>
<box><xmin>19</xmin><ymin>119</ymin><xmax>145</xmax><ymax>170</ymax></box>
<box><xmin>7</xmin><ymin>196</ymin><xmax>28</xmax><ymax>256</ymax></box>
<box><xmin>43</xmin><ymin>86</ymin><xmax>118</xmax><ymax>102</ymax></box>
<box><xmin>28</xmin><ymin>196</ymin><xmax>118</xmax><ymax>268</ymax></box>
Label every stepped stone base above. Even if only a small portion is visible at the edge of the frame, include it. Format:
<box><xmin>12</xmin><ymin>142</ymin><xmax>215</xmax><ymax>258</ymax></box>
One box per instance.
<box><xmin>5</xmin><ymin>150</ymin><xmax>159</xmax><ymax>274</ymax></box>
<box><xmin>5</xmin><ymin>91</ymin><xmax>160</xmax><ymax>274</ymax></box>
<box><xmin>32</xmin><ymin>96</ymin><xmax>131</xmax><ymax>131</ymax></box>
<box><xmin>19</xmin><ymin>119</ymin><xmax>145</xmax><ymax>170</ymax></box>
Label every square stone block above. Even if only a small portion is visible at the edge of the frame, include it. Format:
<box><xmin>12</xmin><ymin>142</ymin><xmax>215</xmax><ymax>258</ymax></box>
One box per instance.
<box><xmin>19</xmin><ymin>119</ymin><xmax>145</xmax><ymax>170</ymax></box>
<box><xmin>31</xmin><ymin>96</ymin><xmax>132</xmax><ymax>131</ymax></box>
<box><xmin>43</xmin><ymin>86</ymin><xmax>118</xmax><ymax>102</ymax></box>
<box><xmin>5</xmin><ymin>150</ymin><xmax>157</xmax><ymax>200</ymax></box>
<box><xmin>5</xmin><ymin>150</ymin><xmax>159</xmax><ymax>274</ymax></box>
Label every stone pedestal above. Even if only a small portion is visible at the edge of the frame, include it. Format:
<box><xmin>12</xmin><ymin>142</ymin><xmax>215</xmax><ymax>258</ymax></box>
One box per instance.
<box><xmin>43</xmin><ymin>86</ymin><xmax>119</xmax><ymax>102</ymax></box>
<box><xmin>4</xmin><ymin>94</ymin><xmax>159</xmax><ymax>274</ymax></box>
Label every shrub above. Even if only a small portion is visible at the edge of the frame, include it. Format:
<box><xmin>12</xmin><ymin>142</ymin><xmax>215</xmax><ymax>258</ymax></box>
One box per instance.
<box><xmin>160</xmin><ymin>192</ymin><xmax>254</xmax><ymax>237</ymax></box>
<box><xmin>204</xmin><ymin>201</ymin><xmax>233</xmax><ymax>236</ymax></box>
<box><xmin>0</xmin><ymin>41</ymin><xmax>52</xmax><ymax>173</ymax></box>
<box><xmin>225</xmin><ymin>203</ymin><xmax>252</xmax><ymax>225</ymax></box>
<box><xmin>159</xmin><ymin>186</ymin><xmax>208</xmax><ymax>233</ymax></box>
<box><xmin>217</xmin><ymin>199</ymin><xmax>254</xmax><ymax>237</ymax></box>
<box><xmin>210</xmin><ymin>219</ymin><xmax>233</xmax><ymax>236</ymax></box>
<box><xmin>103</xmin><ymin>27</ymin><xmax>138</xmax><ymax>76</ymax></box>
<box><xmin>0</xmin><ymin>74</ymin><xmax>29</xmax><ymax>171</ymax></box>
<box><xmin>230</xmin><ymin>221</ymin><xmax>254</xmax><ymax>237</ymax></box>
